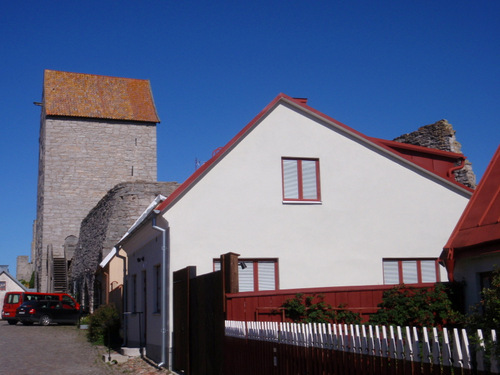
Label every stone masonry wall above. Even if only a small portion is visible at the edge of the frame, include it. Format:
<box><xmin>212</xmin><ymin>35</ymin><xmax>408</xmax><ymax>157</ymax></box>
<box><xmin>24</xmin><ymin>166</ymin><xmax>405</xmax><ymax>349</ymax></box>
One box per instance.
<box><xmin>35</xmin><ymin>116</ymin><xmax>157</xmax><ymax>292</ymax></box>
<box><xmin>394</xmin><ymin>120</ymin><xmax>476</xmax><ymax>189</ymax></box>
<box><xmin>70</xmin><ymin>181</ymin><xmax>179</xmax><ymax>308</ymax></box>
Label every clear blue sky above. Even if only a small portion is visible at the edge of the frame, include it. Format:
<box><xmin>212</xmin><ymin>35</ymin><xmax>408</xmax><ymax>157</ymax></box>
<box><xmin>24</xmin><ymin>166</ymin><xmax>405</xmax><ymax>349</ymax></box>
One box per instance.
<box><xmin>0</xmin><ymin>1</ymin><xmax>498</xmax><ymax>275</ymax></box>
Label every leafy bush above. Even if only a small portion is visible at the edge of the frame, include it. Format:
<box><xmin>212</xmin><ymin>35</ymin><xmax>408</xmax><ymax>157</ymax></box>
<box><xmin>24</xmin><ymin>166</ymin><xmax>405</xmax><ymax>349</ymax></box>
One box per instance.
<box><xmin>466</xmin><ymin>267</ymin><xmax>500</xmax><ymax>357</ymax></box>
<box><xmin>281</xmin><ymin>293</ymin><xmax>361</xmax><ymax>324</ymax></box>
<box><xmin>369</xmin><ymin>283</ymin><xmax>464</xmax><ymax>328</ymax></box>
<box><xmin>87</xmin><ymin>304</ymin><xmax>121</xmax><ymax>347</ymax></box>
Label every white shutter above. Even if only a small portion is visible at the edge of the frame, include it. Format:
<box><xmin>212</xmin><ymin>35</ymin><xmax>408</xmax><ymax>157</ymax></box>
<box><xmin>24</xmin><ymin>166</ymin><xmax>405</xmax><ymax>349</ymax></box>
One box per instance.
<box><xmin>258</xmin><ymin>261</ymin><xmax>275</xmax><ymax>291</ymax></box>
<box><xmin>383</xmin><ymin>261</ymin><xmax>399</xmax><ymax>284</ymax></box>
<box><xmin>239</xmin><ymin>261</ymin><xmax>254</xmax><ymax>292</ymax></box>
<box><xmin>421</xmin><ymin>260</ymin><xmax>437</xmax><ymax>282</ymax></box>
<box><xmin>283</xmin><ymin>159</ymin><xmax>299</xmax><ymax>199</ymax></box>
<box><xmin>301</xmin><ymin>160</ymin><xmax>318</xmax><ymax>199</ymax></box>
<box><xmin>402</xmin><ymin>261</ymin><xmax>418</xmax><ymax>283</ymax></box>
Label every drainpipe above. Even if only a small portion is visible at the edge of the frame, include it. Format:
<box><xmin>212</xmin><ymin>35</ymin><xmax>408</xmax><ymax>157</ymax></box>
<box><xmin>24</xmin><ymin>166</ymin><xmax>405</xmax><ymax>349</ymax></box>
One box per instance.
<box><xmin>152</xmin><ymin>216</ymin><xmax>170</xmax><ymax>369</ymax></box>
<box><xmin>447</xmin><ymin>156</ymin><xmax>466</xmax><ymax>179</ymax></box>
<box><xmin>116</xmin><ymin>250</ymin><xmax>128</xmax><ymax>346</ymax></box>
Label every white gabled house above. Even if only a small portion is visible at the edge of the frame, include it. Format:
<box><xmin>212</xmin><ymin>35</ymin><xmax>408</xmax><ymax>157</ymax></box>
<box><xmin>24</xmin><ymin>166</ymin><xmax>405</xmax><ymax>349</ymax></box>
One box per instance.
<box><xmin>0</xmin><ymin>266</ymin><xmax>27</xmax><ymax>317</ymax></box>
<box><xmin>114</xmin><ymin>94</ymin><xmax>472</xmax><ymax>364</ymax></box>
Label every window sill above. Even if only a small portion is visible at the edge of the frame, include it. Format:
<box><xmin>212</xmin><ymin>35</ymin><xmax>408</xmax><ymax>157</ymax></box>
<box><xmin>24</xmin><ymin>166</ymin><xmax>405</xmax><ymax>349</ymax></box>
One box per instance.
<box><xmin>282</xmin><ymin>200</ymin><xmax>322</xmax><ymax>205</ymax></box>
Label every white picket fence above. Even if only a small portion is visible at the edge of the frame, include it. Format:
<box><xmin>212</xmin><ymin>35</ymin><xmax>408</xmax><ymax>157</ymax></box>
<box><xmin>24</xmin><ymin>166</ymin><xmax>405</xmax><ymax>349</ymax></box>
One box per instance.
<box><xmin>225</xmin><ymin>320</ymin><xmax>499</xmax><ymax>373</ymax></box>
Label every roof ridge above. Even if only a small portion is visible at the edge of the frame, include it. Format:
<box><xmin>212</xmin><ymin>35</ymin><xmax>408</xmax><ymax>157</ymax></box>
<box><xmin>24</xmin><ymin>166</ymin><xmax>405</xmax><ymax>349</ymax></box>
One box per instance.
<box><xmin>154</xmin><ymin>93</ymin><xmax>472</xmax><ymax>213</ymax></box>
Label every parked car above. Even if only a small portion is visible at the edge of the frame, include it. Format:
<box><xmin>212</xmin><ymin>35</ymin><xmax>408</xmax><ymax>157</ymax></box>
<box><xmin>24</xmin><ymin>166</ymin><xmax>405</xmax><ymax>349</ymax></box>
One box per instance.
<box><xmin>15</xmin><ymin>300</ymin><xmax>80</xmax><ymax>326</ymax></box>
<box><xmin>2</xmin><ymin>292</ymin><xmax>80</xmax><ymax>325</ymax></box>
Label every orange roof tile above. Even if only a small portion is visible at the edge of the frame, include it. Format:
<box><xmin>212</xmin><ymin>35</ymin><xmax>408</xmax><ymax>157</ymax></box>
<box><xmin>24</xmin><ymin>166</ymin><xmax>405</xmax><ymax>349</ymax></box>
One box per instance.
<box><xmin>43</xmin><ymin>70</ymin><xmax>160</xmax><ymax>123</ymax></box>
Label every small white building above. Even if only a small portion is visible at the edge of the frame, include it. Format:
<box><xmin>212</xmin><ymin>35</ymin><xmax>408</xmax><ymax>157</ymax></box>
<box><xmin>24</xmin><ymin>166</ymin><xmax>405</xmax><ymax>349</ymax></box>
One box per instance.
<box><xmin>115</xmin><ymin>94</ymin><xmax>472</xmax><ymax>365</ymax></box>
<box><xmin>0</xmin><ymin>266</ymin><xmax>27</xmax><ymax>317</ymax></box>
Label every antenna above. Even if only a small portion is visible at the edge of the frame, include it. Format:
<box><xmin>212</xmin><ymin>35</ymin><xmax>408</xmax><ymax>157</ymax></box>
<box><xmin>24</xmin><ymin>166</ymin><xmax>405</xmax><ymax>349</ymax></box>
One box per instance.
<box><xmin>195</xmin><ymin>158</ymin><xmax>204</xmax><ymax>170</ymax></box>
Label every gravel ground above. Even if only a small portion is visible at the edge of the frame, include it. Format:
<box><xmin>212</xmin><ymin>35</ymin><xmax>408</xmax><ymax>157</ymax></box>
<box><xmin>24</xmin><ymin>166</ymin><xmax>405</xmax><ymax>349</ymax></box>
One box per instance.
<box><xmin>0</xmin><ymin>320</ymin><xmax>172</xmax><ymax>375</ymax></box>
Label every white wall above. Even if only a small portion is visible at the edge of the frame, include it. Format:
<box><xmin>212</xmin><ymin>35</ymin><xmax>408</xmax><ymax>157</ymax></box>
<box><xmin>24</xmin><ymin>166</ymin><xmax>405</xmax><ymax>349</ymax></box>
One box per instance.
<box><xmin>164</xmin><ymin>103</ymin><xmax>469</xmax><ymax>288</ymax></box>
<box><xmin>0</xmin><ymin>274</ymin><xmax>25</xmax><ymax>317</ymax></box>
<box><xmin>121</xmin><ymin>101</ymin><xmax>471</xmax><ymax>360</ymax></box>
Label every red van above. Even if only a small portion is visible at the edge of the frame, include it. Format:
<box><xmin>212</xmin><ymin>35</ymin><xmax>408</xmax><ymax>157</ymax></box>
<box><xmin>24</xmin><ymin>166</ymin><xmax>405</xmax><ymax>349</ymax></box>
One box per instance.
<box><xmin>2</xmin><ymin>292</ymin><xmax>80</xmax><ymax>325</ymax></box>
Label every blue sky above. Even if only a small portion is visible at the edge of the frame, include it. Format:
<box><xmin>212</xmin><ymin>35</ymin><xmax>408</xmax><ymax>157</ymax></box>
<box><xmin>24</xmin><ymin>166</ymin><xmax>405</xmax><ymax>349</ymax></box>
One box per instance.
<box><xmin>0</xmin><ymin>1</ymin><xmax>498</xmax><ymax>275</ymax></box>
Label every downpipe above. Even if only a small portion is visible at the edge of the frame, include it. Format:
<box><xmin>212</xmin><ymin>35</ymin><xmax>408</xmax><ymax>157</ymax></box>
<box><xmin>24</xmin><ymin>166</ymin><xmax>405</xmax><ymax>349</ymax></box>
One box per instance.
<box><xmin>152</xmin><ymin>216</ymin><xmax>170</xmax><ymax>369</ymax></box>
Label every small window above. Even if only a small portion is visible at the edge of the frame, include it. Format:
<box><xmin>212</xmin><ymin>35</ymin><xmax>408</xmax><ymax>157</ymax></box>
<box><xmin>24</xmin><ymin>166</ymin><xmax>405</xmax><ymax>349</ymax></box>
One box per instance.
<box><xmin>383</xmin><ymin>258</ymin><xmax>440</xmax><ymax>284</ymax></box>
<box><xmin>214</xmin><ymin>258</ymin><xmax>279</xmax><ymax>292</ymax></box>
<box><xmin>0</xmin><ymin>281</ymin><xmax>5</xmax><ymax>291</ymax></box>
<box><xmin>8</xmin><ymin>294</ymin><xmax>20</xmax><ymax>304</ymax></box>
<box><xmin>282</xmin><ymin>158</ymin><xmax>321</xmax><ymax>202</ymax></box>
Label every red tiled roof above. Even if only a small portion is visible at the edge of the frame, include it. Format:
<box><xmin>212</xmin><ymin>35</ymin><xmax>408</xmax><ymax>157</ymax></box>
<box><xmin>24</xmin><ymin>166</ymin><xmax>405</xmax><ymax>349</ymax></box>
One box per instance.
<box><xmin>154</xmin><ymin>93</ymin><xmax>472</xmax><ymax>213</ymax></box>
<box><xmin>441</xmin><ymin>145</ymin><xmax>500</xmax><ymax>277</ymax></box>
<box><xmin>43</xmin><ymin>70</ymin><xmax>160</xmax><ymax>123</ymax></box>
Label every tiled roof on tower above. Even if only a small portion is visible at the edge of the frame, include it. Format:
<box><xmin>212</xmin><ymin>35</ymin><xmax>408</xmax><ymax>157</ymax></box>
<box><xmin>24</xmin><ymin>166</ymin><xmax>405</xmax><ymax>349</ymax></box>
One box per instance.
<box><xmin>43</xmin><ymin>70</ymin><xmax>160</xmax><ymax>123</ymax></box>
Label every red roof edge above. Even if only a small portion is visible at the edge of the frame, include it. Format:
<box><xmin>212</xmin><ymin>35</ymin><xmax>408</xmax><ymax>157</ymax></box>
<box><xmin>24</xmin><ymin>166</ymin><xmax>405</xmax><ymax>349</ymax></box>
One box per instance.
<box><xmin>440</xmin><ymin>145</ymin><xmax>500</xmax><ymax>278</ymax></box>
<box><xmin>154</xmin><ymin>93</ymin><xmax>292</xmax><ymax>212</ymax></box>
<box><xmin>155</xmin><ymin>93</ymin><xmax>473</xmax><ymax>213</ymax></box>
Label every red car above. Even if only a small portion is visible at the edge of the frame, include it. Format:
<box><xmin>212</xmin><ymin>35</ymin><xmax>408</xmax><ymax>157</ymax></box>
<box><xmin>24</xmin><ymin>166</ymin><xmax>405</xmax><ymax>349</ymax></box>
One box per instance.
<box><xmin>2</xmin><ymin>292</ymin><xmax>80</xmax><ymax>325</ymax></box>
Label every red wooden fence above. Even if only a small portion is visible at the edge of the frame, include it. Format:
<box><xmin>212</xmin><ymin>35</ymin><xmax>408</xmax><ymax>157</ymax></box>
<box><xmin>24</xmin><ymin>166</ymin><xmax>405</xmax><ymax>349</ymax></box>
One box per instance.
<box><xmin>225</xmin><ymin>283</ymin><xmax>437</xmax><ymax>322</ymax></box>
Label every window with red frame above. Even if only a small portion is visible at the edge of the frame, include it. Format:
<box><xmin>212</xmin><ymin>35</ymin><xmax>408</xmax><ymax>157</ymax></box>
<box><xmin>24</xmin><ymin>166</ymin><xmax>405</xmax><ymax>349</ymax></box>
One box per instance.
<box><xmin>214</xmin><ymin>258</ymin><xmax>279</xmax><ymax>292</ymax></box>
<box><xmin>383</xmin><ymin>258</ymin><xmax>441</xmax><ymax>284</ymax></box>
<box><xmin>282</xmin><ymin>158</ymin><xmax>321</xmax><ymax>202</ymax></box>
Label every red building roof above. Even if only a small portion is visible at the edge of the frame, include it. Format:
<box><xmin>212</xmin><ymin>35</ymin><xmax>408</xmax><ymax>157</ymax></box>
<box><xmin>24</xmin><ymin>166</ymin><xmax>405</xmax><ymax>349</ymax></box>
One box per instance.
<box><xmin>43</xmin><ymin>70</ymin><xmax>160</xmax><ymax>123</ymax></box>
<box><xmin>154</xmin><ymin>93</ymin><xmax>472</xmax><ymax>213</ymax></box>
<box><xmin>440</xmin><ymin>145</ymin><xmax>500</xmax><ymax>280</ymax></box>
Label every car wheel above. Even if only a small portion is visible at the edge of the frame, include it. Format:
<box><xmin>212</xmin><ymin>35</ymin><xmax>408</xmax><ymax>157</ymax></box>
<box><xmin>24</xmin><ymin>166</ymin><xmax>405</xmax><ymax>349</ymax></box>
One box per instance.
<box><xmin>40</xmin><ymin>315</ymin><xmax>51</xmax><ymax>326</ymax></box>
<box><xmin>7</xmin><ymin>320</ymin><xmax>17</xmax><ymax>325</ymax></box>
<box><xmin>21</xmin><ymin>321</ymin><xmax>33</xmax><ymax>326</ymax></box>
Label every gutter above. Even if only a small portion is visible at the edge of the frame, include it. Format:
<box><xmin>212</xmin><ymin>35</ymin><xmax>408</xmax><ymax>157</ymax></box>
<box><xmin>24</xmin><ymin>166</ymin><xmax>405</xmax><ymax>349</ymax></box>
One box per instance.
<box><xmin>116</xmin><ymin>250</ymin><xmax>128</xmax><ymax>345</ymax></box>
<box><xmin>152</xmin><ymin>215</ymin><xmax>170</xmax><ymax>369</ymax></box>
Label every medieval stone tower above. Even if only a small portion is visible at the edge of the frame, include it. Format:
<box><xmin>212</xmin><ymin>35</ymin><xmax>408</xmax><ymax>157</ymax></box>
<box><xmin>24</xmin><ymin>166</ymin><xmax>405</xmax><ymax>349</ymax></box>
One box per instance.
<box><xmin>34</xmin><ymin>70</ymin><xmax>159</xmax><ymax>293</ymax></box>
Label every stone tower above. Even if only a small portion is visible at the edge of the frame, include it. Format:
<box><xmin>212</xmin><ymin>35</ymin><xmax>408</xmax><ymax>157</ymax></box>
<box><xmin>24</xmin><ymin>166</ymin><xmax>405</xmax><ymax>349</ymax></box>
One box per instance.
<box><xmin>34</xmin><ymin>70</ymin><xmax>159</xmax><ymax>293</ymax></box>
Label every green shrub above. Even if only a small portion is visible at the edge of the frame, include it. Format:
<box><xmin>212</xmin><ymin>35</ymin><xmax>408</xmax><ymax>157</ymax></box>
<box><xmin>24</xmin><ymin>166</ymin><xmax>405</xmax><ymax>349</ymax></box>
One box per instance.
<box><xmin>87</xmin><ymin>304</ymin><xmax>121</xmax><ymax>347</ymax></box>
<box><xmin>281</xmin><ymin>293</ymin><xmax>361</xmax><ymax>324</ymax></box>
<box><xmin>369</xmin><ymin>283</ymin><xmax>464</xmax><ymax>328</ymax></box>
<box><xmin>467</xmin><ymin>267</ymin><xmax>500</xmax><ymax>358</ymax></box>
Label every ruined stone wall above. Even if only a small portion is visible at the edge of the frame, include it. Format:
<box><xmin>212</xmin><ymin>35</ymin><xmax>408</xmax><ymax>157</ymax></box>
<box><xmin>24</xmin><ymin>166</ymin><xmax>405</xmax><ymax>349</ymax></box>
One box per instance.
<box><xmin>70</xmin><ymin>181</ymin><xmax>178</xmax><ymax>311</ymax></box>
<box><xmin>35</xmin><ymin>116</ymin><xmax>157</xmax><ymax>292</ymax></box>
<box><xmin>70</xmin><ymin>181</ymin><xmax>179</xmax><ymax>285</ymax></box>
<box><xmin>394</xmin><ymin>120</ymin><xmax>476</xmax><ymax>189</ymax></box>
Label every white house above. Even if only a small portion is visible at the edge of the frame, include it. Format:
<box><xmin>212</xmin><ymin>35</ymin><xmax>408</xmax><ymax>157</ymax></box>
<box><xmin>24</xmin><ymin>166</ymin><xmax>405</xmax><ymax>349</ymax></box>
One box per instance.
<box><xmin>0</xmin><ymin>266</ymin><xmax>27</xmax><ymax>317</ymax></box>
<box><xmin>115</xmin><ymin>94</ymin><xmax>472</xmax><ymax>365</ymax></box>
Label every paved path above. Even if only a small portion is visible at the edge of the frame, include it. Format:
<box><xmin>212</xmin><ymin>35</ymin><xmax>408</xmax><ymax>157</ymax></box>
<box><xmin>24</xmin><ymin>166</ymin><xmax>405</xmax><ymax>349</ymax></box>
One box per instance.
<box><xmin>0</xmin><ymin>321</ymin><xmax>115</xmax><ymax>375</ymax></box>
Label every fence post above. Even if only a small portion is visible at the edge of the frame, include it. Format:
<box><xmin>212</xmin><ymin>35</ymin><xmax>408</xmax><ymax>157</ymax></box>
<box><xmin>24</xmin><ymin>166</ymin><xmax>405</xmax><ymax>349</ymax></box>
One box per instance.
<box><xmin>452</xmin><ymin>328</ymin><xmax>464</xmax><ymax>370</ymax></box>
<box><xmin>491</xmin><ymin>329</ymin><xmax>499</xmax><ymax>373</ymax></box>
<box><xmin>460</xmin><ymin>328</ymin><xmax>471</xmax><ymax>370</ymax></box>
<box><xmin>431</xmin><ymin>327</ymin><xmax>441</xmax><ymax>366</ymax></box>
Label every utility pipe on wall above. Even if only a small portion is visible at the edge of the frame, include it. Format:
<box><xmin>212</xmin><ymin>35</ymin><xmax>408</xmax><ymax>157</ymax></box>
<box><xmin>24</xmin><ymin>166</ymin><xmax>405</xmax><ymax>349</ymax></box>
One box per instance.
<box><xmin>116</xmin><ymin>250</ymin><xmax>128</xmax><ymax>346</ymax></box>
<box><xmin>152</xmin><ymin>216</ymin><xmax>170</xmax><ymax>369</ymax></box>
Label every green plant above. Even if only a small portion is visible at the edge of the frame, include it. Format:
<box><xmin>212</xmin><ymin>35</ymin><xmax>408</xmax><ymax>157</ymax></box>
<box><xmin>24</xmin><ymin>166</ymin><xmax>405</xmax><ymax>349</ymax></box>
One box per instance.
<box><xmin>79</xmin><ymin>314</ymin><xmax>91</xmax><ymax>326</ymax></box>
<box><xmin>87</xmin><ymin>304</ymin><xmax>121</xmax><ymax>347</ymax></box>
<box><xmin>369</xmin><ymin>283</ymin><xmax>464</xmax><ymax>328</ymax></box>
<box><xmin>467</xmin><ymin>267</ymin><xmax>500</xmax><ymax>358</ymax></box>
<box><xmin>29</xmin><ymin>272</ymin><xmax>35</xmax><ymax>289</ymax></box>
<box><xmin>281</xmin><ymin>293</ymin><xmax>361</xmax><ymax>324</ymax></box>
